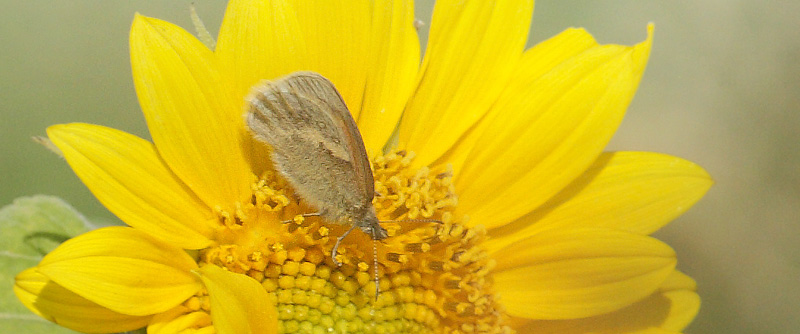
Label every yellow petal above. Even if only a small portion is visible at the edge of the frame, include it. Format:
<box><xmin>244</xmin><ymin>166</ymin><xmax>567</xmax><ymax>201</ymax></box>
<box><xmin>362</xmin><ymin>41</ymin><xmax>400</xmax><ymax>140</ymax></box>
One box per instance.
<box><xmin>149</xmin><ymin>305</ymin><xmax>213</xmax><ymax>334</ymax></box>
<box><xmin>37</xmin><ymin>227</ymin><xmax>202</xmax><ymax>316</ymax></box>
<box><xmin>292</xmin><ymin>0</ymin><xmax>421</xmax><ymax>151</ymax></box>
<box><xmin>290</xmin><ymin>1</ymin><xmax>371</xmax><ymax>119</ymax></box>
<box><xmin>215</xmin><ymin>0</ymin><xmax>308</xmax><ymax>100</ymax></box>
<box><xmin>198</xmin><ymin>265</ymin><xmax>278</xmax><ymax>334</ymax></box>
<box><xmin>217</xmin><ymin>1</ymin><xmax>419</xmax><ymax>153</ymax></box>
<box><xmin>511</xmin><ymin>271</ymin><xmax>699</xmax><ymax>333</ymax></box>
<box><xmin>443</xmin><ymin>27</ymin><xmax>600</xmax><ymax>171</ymax></box>
<box><xmin>399</xmin><ymin>0</ymin><xmax>533</xmax><ymax>167</ymax></box>
<box><xmin>656</xmin><ymin>271</ymin><xmax>700</xmax><ymax>331</ymax></box>
<box><xmin>493</xmin><ymin>228</ymin><xmax>676</xmax><ymax>319</ymax></box>
<box><xmin>131</xmin><ymin>14</ymin><xmax>251</xmax><ymax>210</ymax></box>
<box><xmin>484</xmin><ymin>151</ymin><xmax>712</xmax><ymax>252</ymax></box>
<box><xmin>14</xmin><ymin>267</ymin><xmax>151</xmax><ymax>334</ymax></box>
<box><xmin>48</xmin><ymin>123</ymin><xmax>213</xmax><ymax>249</ymax></box>
<box><xmin>357</xmin><ymin>0</ymin><xmax>420</xmax><ymax>152</ymax></box>
<box><xmin>455</xmin><ymin>25</ymin><xmax>654</xmax><ymax>230</ymax></box>
<box><xmin>659</xmin><ymin>270</ymin><xmax>697</xmax><ymax>292</ymax></box>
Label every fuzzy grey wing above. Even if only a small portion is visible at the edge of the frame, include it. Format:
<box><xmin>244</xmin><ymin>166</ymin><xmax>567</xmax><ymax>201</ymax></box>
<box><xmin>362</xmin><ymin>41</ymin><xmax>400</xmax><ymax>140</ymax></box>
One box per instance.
<box><xmin>245</xmin><ymin>72</ymin><xmax>374</xmax><ymax>220</ymax></box>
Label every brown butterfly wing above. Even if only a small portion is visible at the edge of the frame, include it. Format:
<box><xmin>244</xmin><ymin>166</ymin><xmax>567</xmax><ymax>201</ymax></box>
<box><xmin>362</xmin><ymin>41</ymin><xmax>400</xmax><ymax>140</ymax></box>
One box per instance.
<box><xmin>246</xmin><ymin>72</ymin><xmax>374</xmax><ymax>223</ymax></box>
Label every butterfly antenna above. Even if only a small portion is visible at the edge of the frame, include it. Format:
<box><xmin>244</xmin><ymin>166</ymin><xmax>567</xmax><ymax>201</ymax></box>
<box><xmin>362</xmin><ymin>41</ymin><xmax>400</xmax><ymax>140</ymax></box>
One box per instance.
<box><xmin>373</xmin><ymin>238</ymin><xmax>380</xmax><ymax>301</ymax></box>
<box><xmin>380</xmin><ymin>218</ymin><xmax>442</xmax><ymax>224</ymax></box>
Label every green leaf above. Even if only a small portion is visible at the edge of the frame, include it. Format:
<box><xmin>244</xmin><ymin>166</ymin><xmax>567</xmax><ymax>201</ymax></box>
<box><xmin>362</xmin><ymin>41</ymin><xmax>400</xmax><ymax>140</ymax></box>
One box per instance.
<box><xmin>1</xmin><ymin>195</ymin><xmax>93</xmax><ymax>334</ymax></box>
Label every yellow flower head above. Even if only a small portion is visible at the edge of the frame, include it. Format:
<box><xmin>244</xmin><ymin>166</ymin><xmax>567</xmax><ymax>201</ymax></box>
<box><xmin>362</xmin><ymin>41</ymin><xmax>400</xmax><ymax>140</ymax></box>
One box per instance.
<box><xmin>14</xmin><ymin>1</ymin><xmax>712</xmax><ymax>333</ymax></box>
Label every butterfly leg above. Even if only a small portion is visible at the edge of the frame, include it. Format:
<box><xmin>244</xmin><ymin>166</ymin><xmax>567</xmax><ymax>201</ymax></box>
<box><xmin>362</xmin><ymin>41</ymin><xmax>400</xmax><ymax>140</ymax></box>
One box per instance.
<box><xmin>332</xmin><ymin>223</ymin><xmax>359</xmax><ymax>267</ymax></box>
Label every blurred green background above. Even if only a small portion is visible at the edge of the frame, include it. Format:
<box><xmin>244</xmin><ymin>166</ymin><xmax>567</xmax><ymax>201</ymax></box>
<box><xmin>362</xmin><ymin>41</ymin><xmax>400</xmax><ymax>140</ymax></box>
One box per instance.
<box><xmin>1</xmin><ymin>1</ymin><xmax>797</xmax><ymax>333</ymax></box>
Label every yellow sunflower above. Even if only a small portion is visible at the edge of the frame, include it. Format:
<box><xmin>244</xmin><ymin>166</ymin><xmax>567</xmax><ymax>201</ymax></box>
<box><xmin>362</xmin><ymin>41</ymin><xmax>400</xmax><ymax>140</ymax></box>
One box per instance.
<box><xmin>14</xmin><ymin>1</ymin><xmax>712</xmax><ymax>333</ymax></box>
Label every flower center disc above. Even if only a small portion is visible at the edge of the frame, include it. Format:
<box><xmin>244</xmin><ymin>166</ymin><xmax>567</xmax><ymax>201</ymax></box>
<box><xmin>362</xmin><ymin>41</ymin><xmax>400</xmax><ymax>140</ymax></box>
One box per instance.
<box><xmin>199</xmin><ymin>150</ymin><xmax>509</xmax><ymax>333</ymax></box>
